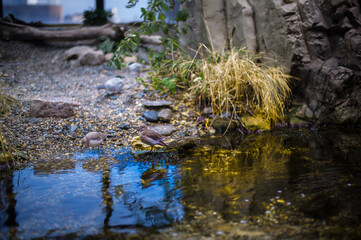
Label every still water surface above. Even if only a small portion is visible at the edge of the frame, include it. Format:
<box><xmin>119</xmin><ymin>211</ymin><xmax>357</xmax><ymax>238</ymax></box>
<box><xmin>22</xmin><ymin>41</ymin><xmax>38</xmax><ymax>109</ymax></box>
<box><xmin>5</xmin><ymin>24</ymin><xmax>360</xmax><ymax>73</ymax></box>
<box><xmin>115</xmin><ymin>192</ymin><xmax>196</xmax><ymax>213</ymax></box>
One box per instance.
<box><xmin>1</xmin><ymin>128</ymin><xmax>361</xmax><ymax>239</ymax></box>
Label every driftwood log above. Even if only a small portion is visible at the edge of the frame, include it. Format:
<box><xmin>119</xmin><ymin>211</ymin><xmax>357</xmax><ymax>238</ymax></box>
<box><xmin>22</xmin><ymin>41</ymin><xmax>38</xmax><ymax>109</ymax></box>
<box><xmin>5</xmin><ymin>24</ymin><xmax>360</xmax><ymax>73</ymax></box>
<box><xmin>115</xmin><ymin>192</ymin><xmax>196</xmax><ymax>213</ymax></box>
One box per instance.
<box><xmin>0</xmin><ymin>21</ymin><xmax>125</xmax><ymax>41</ymax></box>
<box><xmin>0</xmin><ymin>20</ymin><xmax>162</xmax><ymax>45</ymax></box>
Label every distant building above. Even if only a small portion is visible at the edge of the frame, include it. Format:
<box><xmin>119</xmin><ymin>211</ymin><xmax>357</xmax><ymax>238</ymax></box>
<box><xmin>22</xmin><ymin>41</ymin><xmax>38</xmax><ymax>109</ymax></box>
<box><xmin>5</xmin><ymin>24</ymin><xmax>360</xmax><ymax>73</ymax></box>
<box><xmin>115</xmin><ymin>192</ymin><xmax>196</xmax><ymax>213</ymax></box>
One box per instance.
<box><xmin>4</xmin><ymin>0</ymin><xmax>62</xmax><ymax>24</ymax></box>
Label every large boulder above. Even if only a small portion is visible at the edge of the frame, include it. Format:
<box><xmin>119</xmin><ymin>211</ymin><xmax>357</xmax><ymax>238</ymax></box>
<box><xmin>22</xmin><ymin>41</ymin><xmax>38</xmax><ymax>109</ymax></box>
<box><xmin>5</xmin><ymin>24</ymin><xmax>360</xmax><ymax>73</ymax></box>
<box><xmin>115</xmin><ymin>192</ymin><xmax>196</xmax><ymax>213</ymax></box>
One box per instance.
<box><xmin>180</xmin><ymin>0</ymin><xmax>361</xmax><ymax>124</ymax></box>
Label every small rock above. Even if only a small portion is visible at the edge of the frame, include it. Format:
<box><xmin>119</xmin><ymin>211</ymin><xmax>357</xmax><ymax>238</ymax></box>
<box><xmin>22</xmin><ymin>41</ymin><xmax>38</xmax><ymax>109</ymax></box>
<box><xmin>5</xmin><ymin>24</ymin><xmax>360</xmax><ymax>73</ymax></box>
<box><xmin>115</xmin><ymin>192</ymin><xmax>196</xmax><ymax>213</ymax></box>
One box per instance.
<box><xmin>70</xmin><ymin>125</ymin><xmax>78</xmax><ymax>132</ymax></box>
<box><xmin>208</xmin><ymin>127</ymin><xmax>216</xmax><ymax>135</ymax></box>
<box><xmin>63</xmin><ymin>46</ymin><xmax>105</xmax><ymax>66</ymax></box>
<box><xmin>97</xmin><ymin>77</ymin><xmax>124</xmax><ymax>95</ymax></box>
<box><xmin>79</xmin><ymin>50</ymin><xmax>105</xmax><ymax>66</ymax></box>
<box><xmin>29</xmin><ymin>118</ymin><xmax>39</xmax><ymax>124</ymax></box>
<box><xmin>203</xmin><ymin>107</ymin><xmax>213</xmax><ymax>115</ymax></box>
<box><xmin>148</xmin><ymin>124</ymin><xmax>175</xmax><ymax>136</ymax></box>
<box><xmin>127</xmin><ymin>62</ymin><xmax>148</xmax><ymax>72</ymax></box>
<box><xmin>109</xmin><ymin>95</ymin><xmax>118</xmax><ymax>100</ymax></box>
<box><xmin>63</xmin><ymin>46</ymin><xmax>93</xmax><ymax>60</ymax></box>
<box><xmin>158</xmin><ymin>108</ymin><xmax>172</xmax><ymax>122</ymax></box>
<box><xmin>118</xmin><ymin>123</ymin><xmax>130</xmax><ymax>129</ymax></box>
<box><xmin>143</xmin><ymin>100</ymin><xmax>173</xmax><ymax>108</ymax></box>
<box><xmin>240</xmin><ymin>116</ymin><xmax>271</xmax><ymax>131</ymax></box>
<box><xmin>212</xmin><ymin>117</ymin><xmax>239</xmax><ymax>132</ymax></box>
<box><xmin>143</xmin><ymin>110</ymin><xmax>158</xmax><ymax>122</ymax></box>
<box><xmin>167</xmin><ymin>136</ymin><xmax>198</xmax><ymax>150</ymax></box>
<box><xmin>135</xmin><ymin>92</ymin><xmax>144</xmax><ymax>99</ymax></box>
<box><xmin>105</xmin><ymin>52</ymin><xmax>113</xmax><ymax>61</ymax></box>
<box><xmin>123</xmin><ymin>55</ymin><xmax>137</xmax><ymax>63</ymax></box>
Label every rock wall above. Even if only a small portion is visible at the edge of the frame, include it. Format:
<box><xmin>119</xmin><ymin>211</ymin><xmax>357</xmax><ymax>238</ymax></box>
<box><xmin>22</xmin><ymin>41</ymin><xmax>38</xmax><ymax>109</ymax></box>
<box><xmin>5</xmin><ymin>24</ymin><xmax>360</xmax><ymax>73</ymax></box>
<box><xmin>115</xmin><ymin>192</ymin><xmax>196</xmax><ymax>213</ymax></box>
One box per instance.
<box><xmin>180</xmin><ymin>0</ymin><xmax>361</xmax><ymax>124</ymax></box>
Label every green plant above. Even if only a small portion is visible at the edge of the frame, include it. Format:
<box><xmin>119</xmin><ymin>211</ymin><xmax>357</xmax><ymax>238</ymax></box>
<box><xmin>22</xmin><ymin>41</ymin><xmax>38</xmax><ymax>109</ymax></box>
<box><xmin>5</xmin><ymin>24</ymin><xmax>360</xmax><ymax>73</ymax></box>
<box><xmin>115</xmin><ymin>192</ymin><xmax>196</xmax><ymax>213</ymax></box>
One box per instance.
<box><xmin>83</xmin><ymin>9</ymin><xmax>113</xmax><ymax>26</ymax></box>
<box><xmin>98</xmin><ymin>36</ymin><xmax>119</xmax><ymax>54</ymax></box>
<box><xmin>111</xmin><ymin>0</ymin><xmax>190</xmax><ymax>92</ymax></box>
<box><xmin>112</xmin><ymin>1</ymin><xmax>292</xmax><ymax>126</ymax></box>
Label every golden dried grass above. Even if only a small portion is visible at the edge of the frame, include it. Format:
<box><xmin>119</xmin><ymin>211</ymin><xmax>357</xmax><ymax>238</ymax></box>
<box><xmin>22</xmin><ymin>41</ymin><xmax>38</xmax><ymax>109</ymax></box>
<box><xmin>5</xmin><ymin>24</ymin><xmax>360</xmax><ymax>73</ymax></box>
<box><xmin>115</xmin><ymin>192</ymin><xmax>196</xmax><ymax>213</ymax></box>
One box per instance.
<box><xmin>0</xmin><ymin>75</ymin><xmax>19</xmax><ymax>165</ymax></box>
<box><xmin>185</xmin><ymin>46</ymin><xmax>292</xmax><ymax>122</ymax></box>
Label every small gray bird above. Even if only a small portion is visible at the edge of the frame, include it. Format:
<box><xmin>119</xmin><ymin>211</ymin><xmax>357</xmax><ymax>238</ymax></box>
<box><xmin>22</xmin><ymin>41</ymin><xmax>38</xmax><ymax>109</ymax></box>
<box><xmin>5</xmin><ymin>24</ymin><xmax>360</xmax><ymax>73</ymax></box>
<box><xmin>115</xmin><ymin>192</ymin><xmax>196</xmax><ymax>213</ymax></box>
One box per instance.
<box><xmin>81</xmin><ymin>132</ymin><xmax>106</xmax><ymax>151</ymax></box>
<box><xmin>97</xmin><ymin>76</ymin><xmax>124</xmax><ymax>95</ymax></box>
<box><xmin>138</xmin><ymin>125</ymin><xmax>169</xmax><ymax>151</ymax></box>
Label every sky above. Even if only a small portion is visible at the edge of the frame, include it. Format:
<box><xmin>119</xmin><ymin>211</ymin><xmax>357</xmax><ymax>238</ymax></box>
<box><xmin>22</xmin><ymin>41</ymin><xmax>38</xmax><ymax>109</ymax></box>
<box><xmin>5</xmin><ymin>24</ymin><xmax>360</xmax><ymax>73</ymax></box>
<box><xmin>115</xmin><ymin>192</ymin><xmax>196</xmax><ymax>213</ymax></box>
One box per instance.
<box><xmin>61</xmin><ymin>0</ymin><xmax>148</xmax><ymax>23</ymax></box>
<box><xmin>3</xmin><ymin>0</ymin><xmax>148</xmax><ymax>23</ymax></box>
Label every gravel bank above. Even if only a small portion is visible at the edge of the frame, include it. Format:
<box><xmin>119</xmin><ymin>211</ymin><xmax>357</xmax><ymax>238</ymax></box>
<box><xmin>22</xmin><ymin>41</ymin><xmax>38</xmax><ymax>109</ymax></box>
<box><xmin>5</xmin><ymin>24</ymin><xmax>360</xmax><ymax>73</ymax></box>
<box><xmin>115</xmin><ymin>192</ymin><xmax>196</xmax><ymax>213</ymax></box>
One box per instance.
<box><xmin>0</xmin><ymin>40</ymin><xmax>199</xmax><ymax>164</ymax></box>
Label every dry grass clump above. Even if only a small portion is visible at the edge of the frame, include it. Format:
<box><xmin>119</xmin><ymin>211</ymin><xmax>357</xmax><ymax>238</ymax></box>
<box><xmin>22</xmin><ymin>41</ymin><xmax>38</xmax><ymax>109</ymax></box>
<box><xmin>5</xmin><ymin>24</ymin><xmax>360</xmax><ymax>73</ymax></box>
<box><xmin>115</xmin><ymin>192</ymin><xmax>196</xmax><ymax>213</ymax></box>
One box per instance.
<box><xmin>0</xmin><ymin>75</ymin><xmax>20</xmax><ymax>166</ymax></box>
<box><xmin>186</xmin><ymin>46</ymin><xmax>292</xmax><ymax>123</ymax></box>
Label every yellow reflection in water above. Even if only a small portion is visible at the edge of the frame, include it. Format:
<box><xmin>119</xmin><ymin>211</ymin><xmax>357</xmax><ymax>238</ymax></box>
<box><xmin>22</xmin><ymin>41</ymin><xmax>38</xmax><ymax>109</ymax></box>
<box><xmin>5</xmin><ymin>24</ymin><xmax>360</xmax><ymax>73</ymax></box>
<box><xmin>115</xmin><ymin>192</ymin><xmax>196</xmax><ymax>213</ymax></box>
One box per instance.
<box><xmin>180</xmin><ymin>133</ymin><xmax>305</xmax><ymax>219</ymax></box>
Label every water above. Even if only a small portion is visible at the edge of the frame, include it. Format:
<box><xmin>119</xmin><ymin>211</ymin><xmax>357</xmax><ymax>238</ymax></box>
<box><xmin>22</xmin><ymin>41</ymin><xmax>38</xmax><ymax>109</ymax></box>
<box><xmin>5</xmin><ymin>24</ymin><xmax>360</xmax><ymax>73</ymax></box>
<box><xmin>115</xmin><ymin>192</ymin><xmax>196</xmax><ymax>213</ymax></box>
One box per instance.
<box><xmin>1</xmin><ymin>128</ymin><xmax>361</xmax><ymax>239</ymax></box>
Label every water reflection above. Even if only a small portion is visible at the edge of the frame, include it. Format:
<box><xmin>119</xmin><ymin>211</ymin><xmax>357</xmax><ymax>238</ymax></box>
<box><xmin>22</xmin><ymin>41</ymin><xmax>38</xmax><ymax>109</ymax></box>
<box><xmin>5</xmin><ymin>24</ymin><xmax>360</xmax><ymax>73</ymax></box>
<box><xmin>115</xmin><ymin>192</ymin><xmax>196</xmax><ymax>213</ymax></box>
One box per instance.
<box><xmin>178</xmin><ymin>129</ymin><xmax>361</xmax><ymax>238</ymax></box>
<box><xmin>0</xmin><ymin>149</ymin><xmax>184</xmax><ymax>239</ymax></box>
<box><xmin>0</xmin><ymin>129</ymin><xmax>361</xmax><ymax>239</ymax></box>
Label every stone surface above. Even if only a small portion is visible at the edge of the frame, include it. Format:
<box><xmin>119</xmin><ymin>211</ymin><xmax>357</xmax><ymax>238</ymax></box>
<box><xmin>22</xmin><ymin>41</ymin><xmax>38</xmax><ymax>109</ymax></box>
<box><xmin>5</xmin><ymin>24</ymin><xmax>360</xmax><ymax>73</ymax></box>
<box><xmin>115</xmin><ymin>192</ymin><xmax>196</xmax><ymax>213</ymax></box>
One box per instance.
<box><xmin>180</xmin><ymin>0</ymin><xmax>361</xmax><ymax>124</ymax></box>
<box><xmin>79</xmin><ymin>50</ymin><xmax>105</xmax><ymax>66</ymax></box>
<box><xmin>118</xmin><ymin>123</ymin><xmax>130</xmax><ymax>130</ymax></box>
<box><xmin>63</xmin><ymin>45</ymin><xmax>105</xmax><ymax>66</ymax></box>
<box><xmin>28</xmin><ymin>100</ymin><xmax>75</xmax><ymax>118</ymax></box>
<box><xmin>240</xmin><ymin>116</ymin><xmax>271</xmax><ymax>131</ymax></box>
<box><xmin>97</xmin><ymin>77</ymin><xmax>124</xmax><ymax>94</ymax></box>
<box><xmin>131</xmin><ymin>136</ymin><xmax>166</xmax><ymax>150</ymax></box>
<box><xmin>148</xmin><ymin>124</ymin><xmax>176</xmax><ymax>136</ymax></box>
<box><xmin>158</xmin><ymin>108</ymin><xmax>173</xmax><ymax>122</ymax></box>
<box><xmin>203</xmin><ymin>107</ymin><xmax>213</xmax><ymax>115</ymax></box>
<box><xmin>143</xmin><ymin>110</ymin><xmax>158</xmax><ymax>122</ymax></box>
<box><xmin>211</xmin><ymin>117</ymin><xmax>239</xmax><ymax>132</ymax></box>
<box><xmin>143</xmin><ymin>100</ymin><xmax>173</xmax><ymax>108</ymax></box>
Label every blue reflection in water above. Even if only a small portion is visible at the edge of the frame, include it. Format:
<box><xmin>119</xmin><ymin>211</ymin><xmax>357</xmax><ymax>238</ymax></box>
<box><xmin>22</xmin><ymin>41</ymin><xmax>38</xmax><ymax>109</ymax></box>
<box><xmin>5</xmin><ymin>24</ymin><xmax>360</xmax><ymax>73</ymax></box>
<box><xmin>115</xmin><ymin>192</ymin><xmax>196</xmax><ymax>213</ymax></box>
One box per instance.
<box><xmin>9</xmin><ymin>148</ymin><xmax>184</xmax><ymax>239</ymax></box>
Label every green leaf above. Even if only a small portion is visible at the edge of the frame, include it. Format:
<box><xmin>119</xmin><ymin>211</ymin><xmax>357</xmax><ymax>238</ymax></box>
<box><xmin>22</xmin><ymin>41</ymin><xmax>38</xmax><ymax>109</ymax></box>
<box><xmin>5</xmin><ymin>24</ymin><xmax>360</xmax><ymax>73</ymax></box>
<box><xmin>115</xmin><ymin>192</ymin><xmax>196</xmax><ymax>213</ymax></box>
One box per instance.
<box><xmin>140</xmin><ymin>7</ymin><xmax>146</xmax><ymax>17</ymax></box>
<box><xmin>158</xmin><ymin>12</ymin><xmax>166</xmax><ymax>20</ymax></box>
<box><xmin>161</xmin><ymin>3</ymin><xmax>169</xmax><ymax>12</ymax></box>
<box><xmin>148</xmin><ymin>12</ymin><xmax>156</xmax><ymax>21</ymax></box>
<box><xmin>181</xmin><ymin>26</ymin><xmax>188</xmax><ymax>34</ymax></box>
<box><xmin>176</xmin><ymin>9</ymin><xmax>189</xmax><ymax>22</ymax></box>
<box><xmin>161</xmin><ymin>22</ymin><xmax>169</xmax><ymax>35</ymax></box>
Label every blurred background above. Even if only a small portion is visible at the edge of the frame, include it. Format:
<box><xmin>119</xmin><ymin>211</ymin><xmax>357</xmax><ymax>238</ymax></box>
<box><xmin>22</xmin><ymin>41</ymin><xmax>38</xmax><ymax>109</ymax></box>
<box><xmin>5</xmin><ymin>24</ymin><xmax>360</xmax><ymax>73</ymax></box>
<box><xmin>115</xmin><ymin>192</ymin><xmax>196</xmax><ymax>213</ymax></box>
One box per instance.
<box><xmin>3</xmin><ymin>0</ymin><xmax>156</xmax><ymax>24</ymax></box>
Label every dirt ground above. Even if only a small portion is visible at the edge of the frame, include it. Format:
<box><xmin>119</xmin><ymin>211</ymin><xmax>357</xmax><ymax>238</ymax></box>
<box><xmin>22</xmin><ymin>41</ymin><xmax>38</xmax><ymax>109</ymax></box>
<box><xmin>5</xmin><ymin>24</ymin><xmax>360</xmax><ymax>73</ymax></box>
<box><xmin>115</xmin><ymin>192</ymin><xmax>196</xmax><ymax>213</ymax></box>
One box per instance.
<box><xmin>0</xmin><ymin>39</ymin><xmax>199</xmax><ymax>165</ymax></box>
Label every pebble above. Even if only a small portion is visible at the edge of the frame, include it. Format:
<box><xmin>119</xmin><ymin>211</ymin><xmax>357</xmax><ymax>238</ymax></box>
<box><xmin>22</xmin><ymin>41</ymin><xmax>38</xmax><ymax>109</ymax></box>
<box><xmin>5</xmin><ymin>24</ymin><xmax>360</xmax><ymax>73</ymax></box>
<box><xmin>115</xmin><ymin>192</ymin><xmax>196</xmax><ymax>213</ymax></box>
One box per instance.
<box><xmin>203</xmin><ymin>107</ymin><xmax>213</xmax><ymax>115</ymax></box>
<box><xmin>143</xmin><ymin>110</ymin><xmax>158</xmax><ymax>122</ymax></box>
<box><xmin>29</xmin><ymin>118</ymin><xmax>39</xmax><ymax>124</ymax></box>
<box><xmin>143</xmin><ymin>100</ymin><xmax>172</xmax><ymax>108</ymax></box>
<box><xmin>208</xmin><ymin>127</ymin><xmax>216</xmax><ymax>135</ymax></box>
<box><xmin>158</xmin><ymin>108</ymin><xmax>172</xmax><ymax>122</ymax></box>
<box><xmin>135</xmin><ymin>92</ymin><xmax>144</xmax><ymax>99</ymax></box>
<box><xmin>70</xmin><ymin>125</ymin><xmax>78</xmax><ymax>132</ymax></box>
<box><xmin>118</xmin><ymin>123</ymin><xmax>130</xmax><ymax>129</ymax></box>
<box><xmin>148</xmin><ymin>124</ymin><xmax>175</xmax><ymax>136</ymax></box>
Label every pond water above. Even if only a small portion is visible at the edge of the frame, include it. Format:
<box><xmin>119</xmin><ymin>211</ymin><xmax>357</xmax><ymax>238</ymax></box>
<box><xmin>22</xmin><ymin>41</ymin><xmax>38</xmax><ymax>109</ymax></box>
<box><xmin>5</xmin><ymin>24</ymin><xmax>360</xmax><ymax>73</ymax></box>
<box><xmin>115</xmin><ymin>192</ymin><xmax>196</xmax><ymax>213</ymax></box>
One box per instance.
<box><xmin>1</xmin><ymin>128</ymin><xmax>361</xmax><ymax>239</ymax></box>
